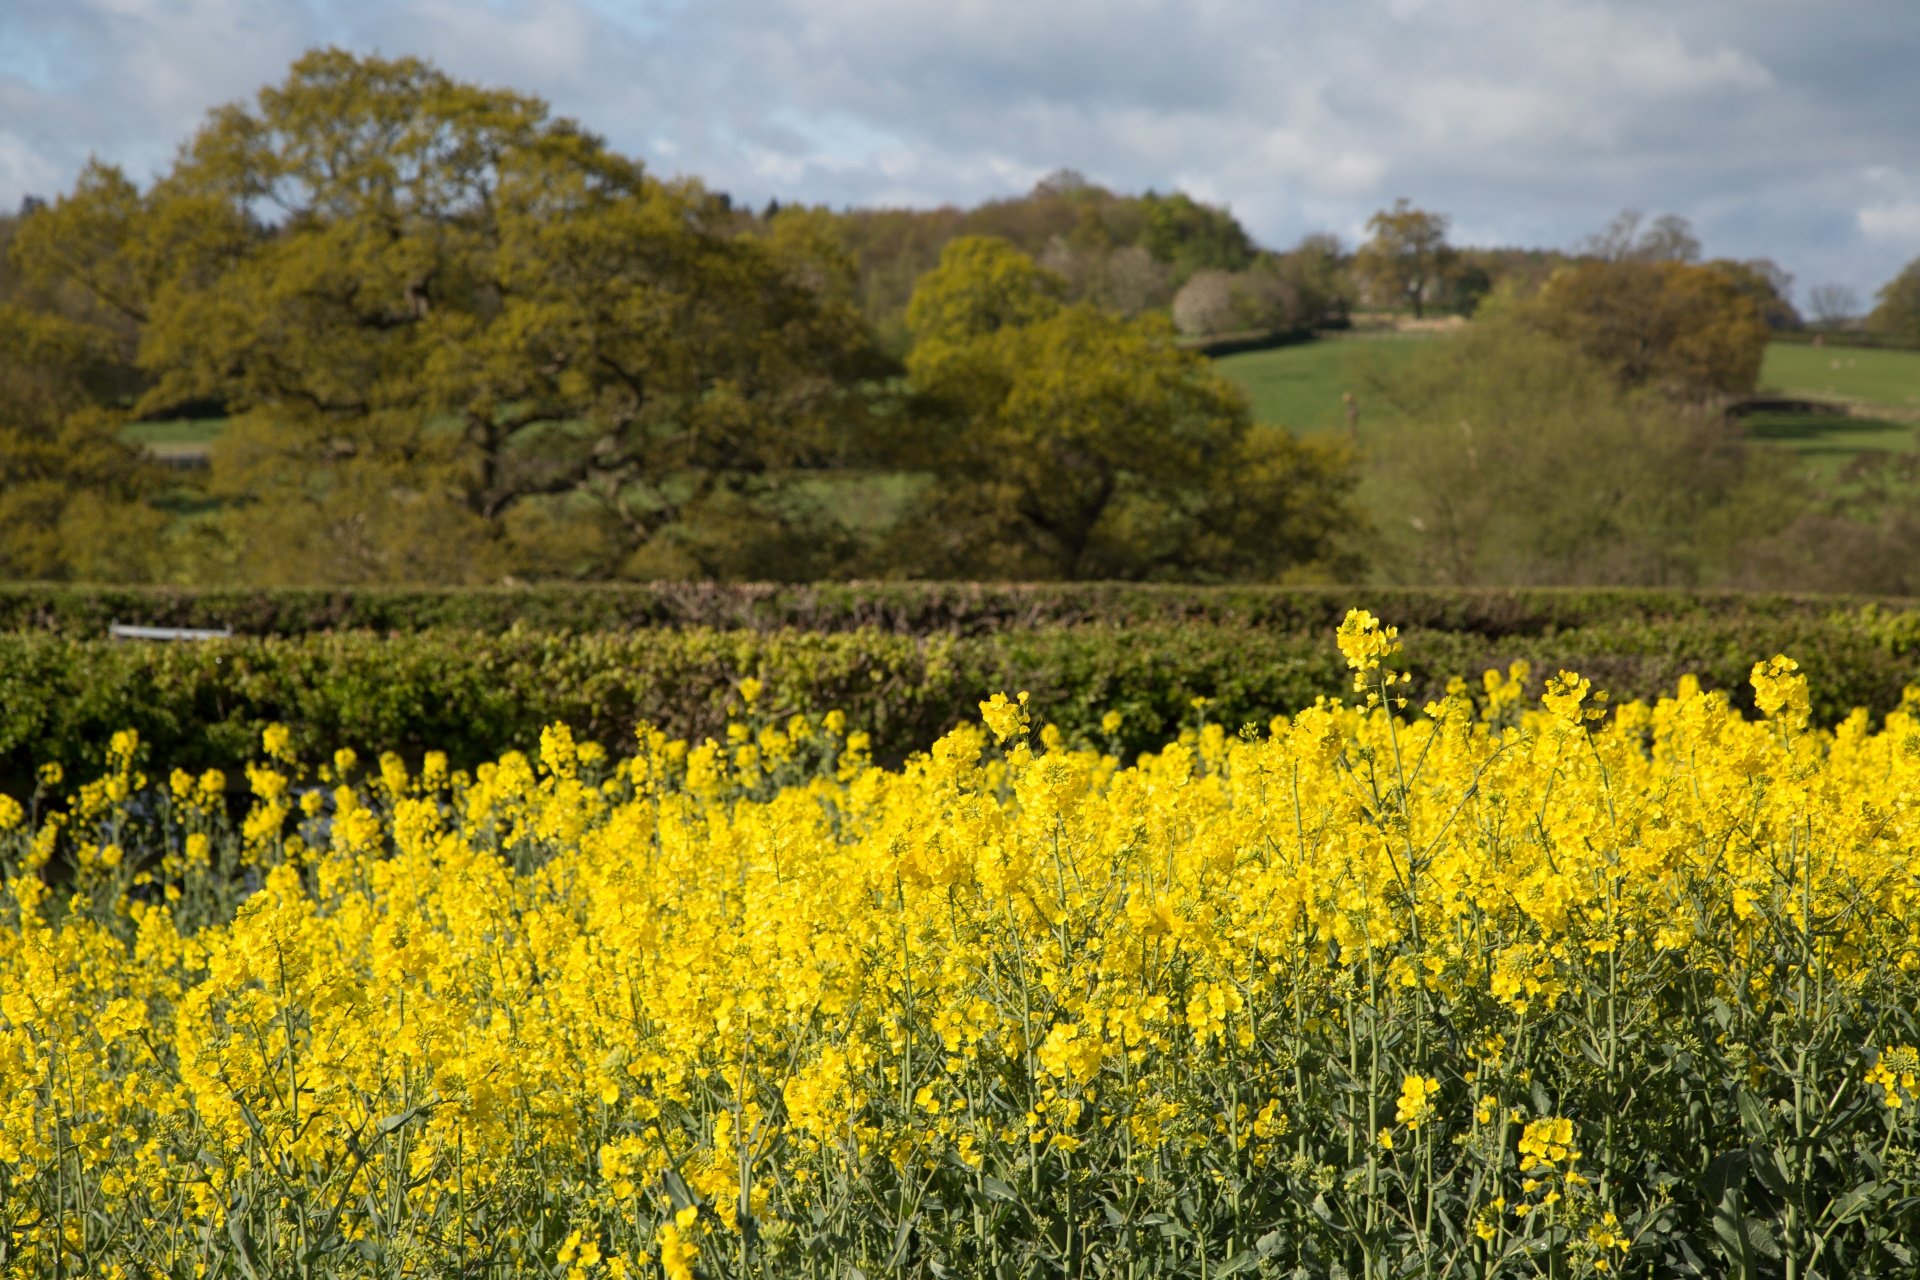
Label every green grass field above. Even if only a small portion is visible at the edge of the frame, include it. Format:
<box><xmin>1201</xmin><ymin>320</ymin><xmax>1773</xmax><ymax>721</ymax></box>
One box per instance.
<box><xmin>1753</xmin><ymin>342</ymin><xmax>1920</xmax><ymax>476</ymax></box>
<box><xmin>1218</xmin><ymin>336</ymin><xmax>1920</xmax><ymax>433</ymax></box>
<box><xmin>121</xmin><ymin>418</ymin><xmax>222</xmax><ymax>461</ymax></box>
<box><xmin>1760</xmin><ymin>342</ymin><xmax>1920</xmax><ymax>411</ymax></box>
<box><xmin>1212</xmin><ymin>334</ymin><xmax>1427</xmax><ymax>431</ymax></box>
<box><xmin>1216</xmin><ymin>335</ymin><xmax>1920</xmax><ymax>484</ymax></box>
<box><xmin>1739</xmin><ymin>409</ymin><xmax>1920</xmax><ymax>475</ymax></box>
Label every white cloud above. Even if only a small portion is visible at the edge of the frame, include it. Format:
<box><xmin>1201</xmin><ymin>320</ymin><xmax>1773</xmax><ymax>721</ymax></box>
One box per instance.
<box><xmin>1256</xmin><ymin>129</ymin><xmax>1386</xmax><ymax>198</ymax></box>
<box><xmin>1860</xmin><ymin>202</ymin><xmax>1920</xmax><ymax>242</ymax></box>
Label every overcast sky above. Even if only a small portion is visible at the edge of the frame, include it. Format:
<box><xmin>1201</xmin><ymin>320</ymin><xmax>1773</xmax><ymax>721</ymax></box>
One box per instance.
<box><xmin>3</xmin><ymin>0</ymin><xmax>1917</xmax><ymax>305</ymax></box>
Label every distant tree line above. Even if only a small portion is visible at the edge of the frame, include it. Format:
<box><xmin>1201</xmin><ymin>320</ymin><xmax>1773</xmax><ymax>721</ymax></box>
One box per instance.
<box><xmin>1354</xmin><ymin>214</ymin><xmax>1920</xmax><ymax>596</ymax></box>
<box><xmin>0</xmin><ymin>50</ymin><xmax>1363</xmax><ymax>587</ymax></box>
<box><xmin>6</xmin><ymin>48</ymin><xmax>1918</xmax><ymax>590</ymax></box>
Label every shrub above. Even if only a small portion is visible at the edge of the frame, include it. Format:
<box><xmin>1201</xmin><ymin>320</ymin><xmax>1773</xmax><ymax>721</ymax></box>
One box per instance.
<box><xmin>1</xmin><ymin>609</ymin><xmax>1914</xmax><ymax>780</ymax></box>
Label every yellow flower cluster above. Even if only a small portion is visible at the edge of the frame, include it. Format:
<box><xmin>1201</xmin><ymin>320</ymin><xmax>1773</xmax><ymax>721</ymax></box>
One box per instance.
<box><xmin>1752</xmin><ymin>653</ymin><xmax>1813</xmax><ymax>732</ymax></box>
<box><xmin>1866</xmin><ymin>1046</ymin><xmax>1920</xmax><ymax>1110</ymax></box>
<box><xmin>1335</xmin><ymin>608</ymin><xmax>1413</xmax><ymax>706</ymax></box>
<box><xmin>4</xmin><ymin>623</ymin><xmax>1920</xmax><ymax>1275</ymax></box>
<box><xmin>1518</xmin><ymin>1117</ymin><xmax>1580</xmax><ymax>1175</ymax></box>
<box><xmin>977</xmin><ymin>690</ymin><xmax>1031</xmax><ymax>744</ymax></box>
<box><xmin>1395</xmin><ymin>1075</ymin><xmax>1440</xmax><ymax>1129</ymax></box>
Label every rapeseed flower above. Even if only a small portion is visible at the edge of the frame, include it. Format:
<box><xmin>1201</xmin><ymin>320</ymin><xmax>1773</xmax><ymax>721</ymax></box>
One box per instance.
<box><xmin>3</xmin><ymin>618</ymin><xmax>1917</xmax><ymax>1275</ymax></box>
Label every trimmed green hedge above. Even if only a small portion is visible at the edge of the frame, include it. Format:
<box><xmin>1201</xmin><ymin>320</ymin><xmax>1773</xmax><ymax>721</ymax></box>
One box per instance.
<box><xmin>0</xmin><ymin>582</ymin><xmax>1907</xmax><ymax>639</ymax></box>
<box><xmin>3</xmin><ymin>612</ymin><xmax>1915</xmax><ymax>779</ymax></box>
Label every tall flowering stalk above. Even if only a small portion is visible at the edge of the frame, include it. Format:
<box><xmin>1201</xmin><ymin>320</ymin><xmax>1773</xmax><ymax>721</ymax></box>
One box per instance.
<box><xmin>1</xmin><ymin>623</ymin><xmax>1918</xmax><ymax>1277</ymax></box>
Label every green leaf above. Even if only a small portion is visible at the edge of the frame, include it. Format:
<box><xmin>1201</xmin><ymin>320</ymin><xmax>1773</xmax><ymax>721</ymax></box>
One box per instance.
<box><xmin>1707</xmin><ymin>1150</ymin><xmax>1759</xmax><ymax>1275</ymax></box>
<box><xmin>227</xmin><ymin>1209</ymin><xmax>263</xmax><ymax>1280</ymax></box>
<box><xmin>376</xmin><ymin>1106</ymin><xmax>422</xmax><ymax>1135</ymax></box>
<box><xmin>1828</xmin><ymin>1182</ymin><xmax>1888</xmax><ymax>1225</ymax></box>
<box><xmin>980</xmin><ymin>1175</ymin><xmax>1019</xmax><ymax>1203</ymax></box>
<box><xmin>888</xmin><ymin>1214</ymin><xmax>916</xmax><ymax>1267</ymax></box>
<box><xmin>1702</xmin><ymin>1149</ymin><xmax>1750</xmax><ymax>1208</ymax></box>
<box><xmin>1750</xmin><ymin>1146</ymin><xmax>1789</xmax><ymax>1199</ymax></box>
<box><xmin>1710</xmin><ymin>1207</ymin><xmax>1752</xmax><ymax>1276</ymax></box>
<box><xmin>1735</xmin><ymin>1089</ymin><xmax>1772</xmax><ymax>1138</ymax></box>
<box><xmin>1214</xmin><ymin>1248</ymin><xmax>1261</xmax><ymax>1277</ymax></box>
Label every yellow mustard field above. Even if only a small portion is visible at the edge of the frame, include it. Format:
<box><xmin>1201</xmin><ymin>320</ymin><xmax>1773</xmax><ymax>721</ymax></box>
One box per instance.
<box><xmin>5</xmin><ymin>613</ymin><xmax>1920</xmax><ymax>1279</ymax></box>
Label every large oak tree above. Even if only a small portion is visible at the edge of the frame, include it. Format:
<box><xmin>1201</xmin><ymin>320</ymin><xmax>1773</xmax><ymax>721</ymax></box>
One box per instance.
<box><xmin>13</xmin><ymin>49</ymin><xmax>886</xmax><ymax>582</ymax></box>
<box><xmin>1355</xmin><ymin>199</ymin><xmax>1456</xmax><ymax>319</ymax></box>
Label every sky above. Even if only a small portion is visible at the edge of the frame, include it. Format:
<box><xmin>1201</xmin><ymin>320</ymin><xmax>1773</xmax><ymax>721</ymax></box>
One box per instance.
<box><xmin>3</xmin><ymin>0</ymin><xmax>1917</xmax><ymax>307</ymax></box>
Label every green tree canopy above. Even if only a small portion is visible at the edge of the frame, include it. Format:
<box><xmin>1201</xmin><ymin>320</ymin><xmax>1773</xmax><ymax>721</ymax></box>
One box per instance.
<box><xmin>1708</xmin><ymin>257</ymin><xmax>1800</xmax><ymax>330</ymax></box>
<box><xmin>0</xmin><ymin>304</ymin><xmax>169</xmax><ymax>581</ymax></box>
<box><xmin>1869</xmin><ymin>257</ymin><xmax>1920</xmax><ymax>339</ymax></box>
<box><xmin>1273</xmin><ymin>233</ymin><xmax>1354</xmax><ymax>326</ymax></box>
<box><xmin>13</xmin><ymin>48</ymin><xmax>888</xmax><ymax>583</ymax></box>
<box><xmin>1364</xmin><ymin>315</ymin><xmax>1780</xmax><ymax>586</ymax></box>
<box><xmin>904</xmin><ymin>236</ymin><xmax>1067</xmax><ymax>351</ymax></box>
<box><xmin>898</xmin><ymin>239</ymin><xmax>1361</xmax><ymax>580</ymax></box>
<box><xmin>1355</xmin><ymin>199</ymin><xmax>1456</xmax><ymax>319</ymax></box>
<box><xmin>1519</xmin><ymin>259</ymin><xmax>1769</xmax><ymax>400</ymax></box>
<box><xmin>1137</xmin><ymin>191</ymin><xmax>1256</xmax><ymax>278</ymax></box>
<box><xmin>819</xmin><ymin>182</ymin><xmax>1250</xmax><ymax>347</ymax></box>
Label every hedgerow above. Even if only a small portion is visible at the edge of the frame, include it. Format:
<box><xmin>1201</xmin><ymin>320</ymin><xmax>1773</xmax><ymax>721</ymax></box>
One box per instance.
<box><xmin>0</xmin><ymin>582</ymin><xmax>1902</xmax><ymax>639</ymax></box>
<box><xmin>1</xmin><ymin>609</ymin><xmax>1915</xmax><ymax>779</ymax></box>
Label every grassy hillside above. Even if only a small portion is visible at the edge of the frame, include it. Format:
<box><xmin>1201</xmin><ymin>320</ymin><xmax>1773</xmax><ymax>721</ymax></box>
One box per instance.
<box><xmin>1751</xmin><ymin>342</ymin><xmax>1920</xmax><ymax>475</ymax></box>
<box><xmin>1217</xmin><ymin>335</ymin><xmax>1920</xmax><ymax>481</ymax></box>
<box><xmin>1211</xmin><ymin>333</ymin><xmax>1427</xmax><ymax>431</ymax></box>
<box><xmin>1760</xmin><ymin>342</ymin><xmax>1920</xmax><ymax>411</ymax></box>
<box><xmin>1738</xmin><ymin>408</ymin><xmax>1918</xmax><ymax>473</ymax></box>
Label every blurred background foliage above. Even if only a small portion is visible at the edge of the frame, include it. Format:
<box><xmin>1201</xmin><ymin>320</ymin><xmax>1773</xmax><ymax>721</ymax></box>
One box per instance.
<box><xmin>4</xmin><ymin>48</ymin><xmax>1919</xmax><ymax>593</ymax></box>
